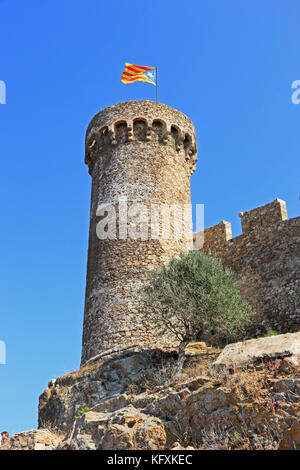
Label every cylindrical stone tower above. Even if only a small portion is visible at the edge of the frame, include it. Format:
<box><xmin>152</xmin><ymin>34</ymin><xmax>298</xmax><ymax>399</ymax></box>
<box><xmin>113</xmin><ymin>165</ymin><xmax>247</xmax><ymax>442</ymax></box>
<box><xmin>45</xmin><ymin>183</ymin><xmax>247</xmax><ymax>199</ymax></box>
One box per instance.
<box><xmin>81</xmin><ymin>101</ymin><xmax>197</xmax><ymax>364</ymax></box>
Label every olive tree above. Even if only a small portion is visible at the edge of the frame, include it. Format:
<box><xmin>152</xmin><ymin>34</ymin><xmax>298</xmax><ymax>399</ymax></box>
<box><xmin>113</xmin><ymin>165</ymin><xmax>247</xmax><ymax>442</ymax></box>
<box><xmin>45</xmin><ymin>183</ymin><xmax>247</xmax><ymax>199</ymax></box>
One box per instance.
<box><xmin>138</xmin><ymin>250</ymin><xmax>254</xmax><ymax>374</ymax></box>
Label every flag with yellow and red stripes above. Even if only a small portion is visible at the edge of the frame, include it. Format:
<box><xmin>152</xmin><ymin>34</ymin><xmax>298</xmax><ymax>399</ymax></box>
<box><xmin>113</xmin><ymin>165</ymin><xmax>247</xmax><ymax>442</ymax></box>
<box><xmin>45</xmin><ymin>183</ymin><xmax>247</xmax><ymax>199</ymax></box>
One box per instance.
<box><xmin>121</xmin><ymin>63</ymin><xmax>156</xmax><ymax>86</ymax></box>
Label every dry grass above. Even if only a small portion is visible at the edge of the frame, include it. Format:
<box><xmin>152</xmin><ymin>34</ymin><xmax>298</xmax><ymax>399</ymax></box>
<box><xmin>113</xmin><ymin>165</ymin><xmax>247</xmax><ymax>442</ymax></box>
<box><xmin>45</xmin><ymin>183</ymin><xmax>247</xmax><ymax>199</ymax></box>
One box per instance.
<box><xmin>198</xmin><ymin>422</ymin><xmax>280</xmax><ymax>450</ymax></box>
<box><xmin>177</xmin><ymin>347</ymin><xmax>221</xmax><ymax>383</ymax></box>
<box><xmin>135</xmin><ymin>348</ymin><xmax>300</xmax><ymax>450</ymax></box>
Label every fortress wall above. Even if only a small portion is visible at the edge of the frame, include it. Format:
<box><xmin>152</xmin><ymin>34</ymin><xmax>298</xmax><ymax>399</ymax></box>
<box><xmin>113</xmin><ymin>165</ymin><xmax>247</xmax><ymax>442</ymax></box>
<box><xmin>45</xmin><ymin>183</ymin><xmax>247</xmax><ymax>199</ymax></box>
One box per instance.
<box><xmin>194</xmin><ymin>199</ymin><xmax>300</xmax><ymax>336</ymax></box>
<box><xmin>194</xmin><ymin>220</ymin><xmax>232</xmax><ymax>252</ymax></box>
<box><xmin>239</xmin><ymin>198</ymin><xmax>288</xmax><ymax>234</ymax></box>
<box><xmin>82</xmin><ymin>101</ymin><xmax>298</xmax><ymax>359</ymax></box>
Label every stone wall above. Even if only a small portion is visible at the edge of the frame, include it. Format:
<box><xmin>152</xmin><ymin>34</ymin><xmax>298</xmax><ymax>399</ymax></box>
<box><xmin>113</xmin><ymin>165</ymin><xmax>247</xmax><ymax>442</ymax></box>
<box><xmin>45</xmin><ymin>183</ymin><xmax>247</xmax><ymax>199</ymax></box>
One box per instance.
<box><xmin>82</xmin><ymin>101</ymin><xmax>198</xmax><ymax>364</ymax></box>
<box><xmin>194</xmin><ymin>199</ymin><xmax>300</xmax><ymax>336</ymax></box>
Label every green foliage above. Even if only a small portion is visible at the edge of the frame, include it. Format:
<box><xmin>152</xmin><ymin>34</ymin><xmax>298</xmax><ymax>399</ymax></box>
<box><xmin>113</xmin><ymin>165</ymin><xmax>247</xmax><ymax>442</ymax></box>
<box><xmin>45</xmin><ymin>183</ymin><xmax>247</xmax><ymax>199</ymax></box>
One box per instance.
<box><xmin>139</xmin><ymin>251</ymin><xmax>254</xmax><ymax>345</ymax></box>
<box><xmin>263</xmin><ymin>329</ymin><xmax>280</xmax><ymax>337</ymax></box>
<box><xmin>231</xmin><ymin>431</ymin><xmax>241</xmax><ymax>443</ymax></box>
<box><xmin>74</xmin><ymin>407</ymin><xmax>90</xmax><ymax>420</ymax></box>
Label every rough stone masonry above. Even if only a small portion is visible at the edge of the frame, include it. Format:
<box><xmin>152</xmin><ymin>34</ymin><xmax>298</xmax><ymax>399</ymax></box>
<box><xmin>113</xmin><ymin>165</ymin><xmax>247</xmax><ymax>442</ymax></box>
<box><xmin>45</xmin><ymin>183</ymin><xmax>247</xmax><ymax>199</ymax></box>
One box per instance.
<box><xmin>194</xmin><ymin>198</ymin><xmax>300</xmax><ymax>337</ymax></box>
<box><xmin>82</xmin><ymin>101</ymin><xmax>198</xmax><ymax>364</ymax></box>
<box><xmin>81</xmin><ymin>100</ymin><xmax>299</xmax><ymax>365</ymax></box>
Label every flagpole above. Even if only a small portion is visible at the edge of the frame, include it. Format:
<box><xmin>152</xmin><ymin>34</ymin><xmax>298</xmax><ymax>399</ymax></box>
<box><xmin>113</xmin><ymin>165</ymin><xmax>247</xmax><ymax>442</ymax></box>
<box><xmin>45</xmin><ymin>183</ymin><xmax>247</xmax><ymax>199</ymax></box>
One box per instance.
<box><xmin>156</xmin><ymin>66</ymin><xmax>158</xmax><ymax>104</ymax></box>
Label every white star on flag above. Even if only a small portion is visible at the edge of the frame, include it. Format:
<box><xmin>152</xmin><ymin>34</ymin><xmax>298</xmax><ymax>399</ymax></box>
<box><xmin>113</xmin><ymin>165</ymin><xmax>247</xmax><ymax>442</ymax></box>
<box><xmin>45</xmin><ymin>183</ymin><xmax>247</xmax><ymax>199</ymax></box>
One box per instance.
<box><xmin>145</xmin><ymin>69</ymin><xmax>156</xmax><ymax>85</ymax></box>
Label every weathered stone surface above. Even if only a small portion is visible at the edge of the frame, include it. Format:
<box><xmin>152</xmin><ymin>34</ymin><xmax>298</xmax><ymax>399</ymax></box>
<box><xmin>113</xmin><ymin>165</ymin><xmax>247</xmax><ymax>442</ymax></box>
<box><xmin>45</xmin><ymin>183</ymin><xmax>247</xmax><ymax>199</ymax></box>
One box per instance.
<box><xmin>36</xmin><ymin>341</ymin><xmax>300</xmax><ymax>449</ymax></box>
<box><xmin>195</xmin><ymin>199</ymin><xmax>300</xmax><ymax>337</ymax></box>
<box><xmin>171</xmin><ymin>442</ymin><xmax>195</xmax><ymax>450</ymax></box>
<box><xmin>211</xmin><ymin>332</ymin><xmax>300</xmax><ymax>372</ymax></box>
<box><xmin>53</xmin><ymin>367</ymin><xmax>300</xmax><ymax>450</ymax></box>
<box><xmin>0</xmin><ymin>440</ymin><xmax>10</xmax><ymax>450</ymax></box>
<box><xmin>185</xmin><ymin>342</ymin><xmax>206</xmax><ymax>356</ymax></box>
<box><xmin>39</xmin><ymin>348</ymin><xmax>178</xmax><ymax>431</ymax></box>
<box><xmin>279</xmin><ymin>422</ymin><xmax>300</xmax><ymax>450</ymax></box>
<box><xmin>8</xmin><ymin>341</ymin><xmax>300</xmax><ymax>450</ymax></box>
<box><xmin>1</xmin><ymin>430</ymin><xmax>60</xmax><ymax>451</ymax></box>
<box><xmin>59</xmin><ymin>406</ymin><xmax>166</xmax><ymax>450</ymax></box>
<box><xmin>82</xmin><ymin>101</ymin><xmax>198</xmax><ymax>364</ymax></box>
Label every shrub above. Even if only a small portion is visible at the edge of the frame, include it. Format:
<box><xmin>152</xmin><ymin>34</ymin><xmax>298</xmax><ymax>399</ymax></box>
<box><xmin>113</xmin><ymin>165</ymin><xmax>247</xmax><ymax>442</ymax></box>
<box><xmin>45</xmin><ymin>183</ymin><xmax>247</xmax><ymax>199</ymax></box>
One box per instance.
<box><xmin>139</xmin><ymin>251</ymin><xmax>254</xmax><ymax>374</ymax></box>
<box><xmin>264</xmin><ymin>329</ymin><xmax>280</xmax><ymax>337</ymax></box>
<box><xmin>74</xmin><ymin>407</ymin><xmax>90</xmax><ymax>420</ymax></box>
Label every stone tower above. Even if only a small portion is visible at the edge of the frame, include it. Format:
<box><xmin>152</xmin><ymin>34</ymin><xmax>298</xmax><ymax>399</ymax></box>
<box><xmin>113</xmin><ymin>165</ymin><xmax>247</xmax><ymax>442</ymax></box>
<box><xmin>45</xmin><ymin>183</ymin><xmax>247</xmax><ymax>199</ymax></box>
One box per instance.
<box><xmin>81</xmin><ymin>101</ymin><xmax>197</xmax><ymax>364</ymax></box>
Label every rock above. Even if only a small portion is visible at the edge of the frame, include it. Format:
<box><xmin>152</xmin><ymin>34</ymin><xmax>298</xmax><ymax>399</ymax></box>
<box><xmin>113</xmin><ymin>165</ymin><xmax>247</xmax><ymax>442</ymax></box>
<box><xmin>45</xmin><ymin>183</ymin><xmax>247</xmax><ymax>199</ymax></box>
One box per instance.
<box><xmin>32</xmin><ymin>341</ymin><xmax>300</xmax><ymax>450</ymax></box>
<box><xmin>2</xmin><ymin>430</ymin><xmax>61</xmax><ymax>451</ymax></box>
<box><xmin>171</xmin><ymin>441</ymin><xmax>195</xmax><ymax>450</ymax></box>
<box><xmin>185</xmin><ymin>342</ymin><xmax>206</xmax><ymax>356</ymax></box>
<box><xmin>211</xmin><ymin>332</ymin><xmax>300</xmax><ymax>372</ymax></box>
<box><xmin>279</xmin><ymin>356</ymin><xmax>300</xmax><ymax>373</ymax></box>
<box><xmin>279</xmin><ymin>422</ymin><xmax>300</xmax><ymax>450</ymax></box>
<box><xmin>34</xmin><ymin>443</ymin><xmax>47</xmax><ymax>450</ymax></box>
<box><xmin>60</xmin><ymin>405</ymin><xmax>166</xmax><ymax>450</ymax></box>
<box><xmin>101</xmin><ymin>424</ymin><xmax>134</xmax><ymax>450</ymax></box>
<box><xmin>0</xmin><ymin>440</ymin><xmax>10</xmax><ymax>450</ymax></box>
<box><xmin>9</xmin><ymin>364</ymin><xmax>300</xmax><ymax>450</ymax></box>
<box><xmin>39</xmin><ymin>348</ymin><xmax>178</xmax><ymax>431</ymax></box>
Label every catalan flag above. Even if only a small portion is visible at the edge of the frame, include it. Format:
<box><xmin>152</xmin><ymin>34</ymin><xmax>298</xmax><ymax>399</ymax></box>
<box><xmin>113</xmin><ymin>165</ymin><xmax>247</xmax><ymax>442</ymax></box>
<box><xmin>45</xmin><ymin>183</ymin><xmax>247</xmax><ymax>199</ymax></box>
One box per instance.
<box><xmin>121</xmin><ymin>63</ymin><xmax>156</xmax><ymax>86</ymax></box>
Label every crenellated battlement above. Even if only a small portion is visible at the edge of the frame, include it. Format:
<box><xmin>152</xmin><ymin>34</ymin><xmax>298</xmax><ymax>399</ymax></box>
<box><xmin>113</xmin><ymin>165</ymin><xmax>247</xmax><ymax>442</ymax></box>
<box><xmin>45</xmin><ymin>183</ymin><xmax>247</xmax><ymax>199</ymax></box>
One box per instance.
<box><xmin>194</xmin><ymin>198</ymin><xmax>300</xmax><ymax>337</ymax></box>
<box><xmin>193</xmin><ymin>199</ymin><xmax>292</xmax><ymax>251</ymax></box>
<box><xmin>85</xmin><ymin>101</ymin><xmax>197</xmax><ymax>175</ymax></box>
<box><xmin>193</xmin><ymin>220</ymin><xmax>232</xmax><ymax>251</ymax></box>
<box><xmin>239</xmin><ymin>198</ymin><xmax>288</xmax><ymax>234</ymax></box>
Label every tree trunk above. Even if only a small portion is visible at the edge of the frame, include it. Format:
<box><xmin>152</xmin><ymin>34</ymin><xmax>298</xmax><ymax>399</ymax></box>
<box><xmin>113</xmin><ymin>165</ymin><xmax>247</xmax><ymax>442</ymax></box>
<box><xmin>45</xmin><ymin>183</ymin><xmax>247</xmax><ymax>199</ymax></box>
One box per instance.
<box><xmin>174</xmin><ymin>339</ymin><xmax>189</xmax><ymax>376</ymax></box>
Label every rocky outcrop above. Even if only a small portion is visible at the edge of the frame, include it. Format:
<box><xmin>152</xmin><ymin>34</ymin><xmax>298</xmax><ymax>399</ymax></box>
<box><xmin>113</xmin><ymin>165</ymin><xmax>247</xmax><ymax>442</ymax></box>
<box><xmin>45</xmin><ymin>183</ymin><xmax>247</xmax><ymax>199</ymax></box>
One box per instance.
<box><xmin>6</xmin><ymin>335</ymin><xmax>300</xmax><ymax>450</ymax></box>
<box><xmin>1</xmin><ymin>430</ymin><xmax>60</xmax><ymax>451</ymax></box>
<box><xmin>211</xmin><ymin>331</ymin><xmax>300</xmax><ymax>372</ymax></box>
<box><xmin>279</xmin><ymin>423</ymin><xmax>300</xmax><ymax>450</ymax></box>
<box><xmin>37</xmin><ymin>368</ymin><xmax>300</xmax><ymax>450</ymax></box>
<box><xmin>38</xmin><ymin>347</ymin><xmax>179</xmax><ymax>432</ymax></box>
<box><xmin>59</xmin><ymin>406</ymin><xmax>166</xmax><ymax>450</ymax></box>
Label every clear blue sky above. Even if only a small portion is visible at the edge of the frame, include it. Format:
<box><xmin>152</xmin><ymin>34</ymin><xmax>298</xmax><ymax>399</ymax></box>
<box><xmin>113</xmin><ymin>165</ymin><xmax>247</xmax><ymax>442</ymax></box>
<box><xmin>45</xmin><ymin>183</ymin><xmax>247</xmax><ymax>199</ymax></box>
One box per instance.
<box><xmin>0</xmin><ymin>0</ymin><xmax>299</xmax><ymax>435</ymax></box>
